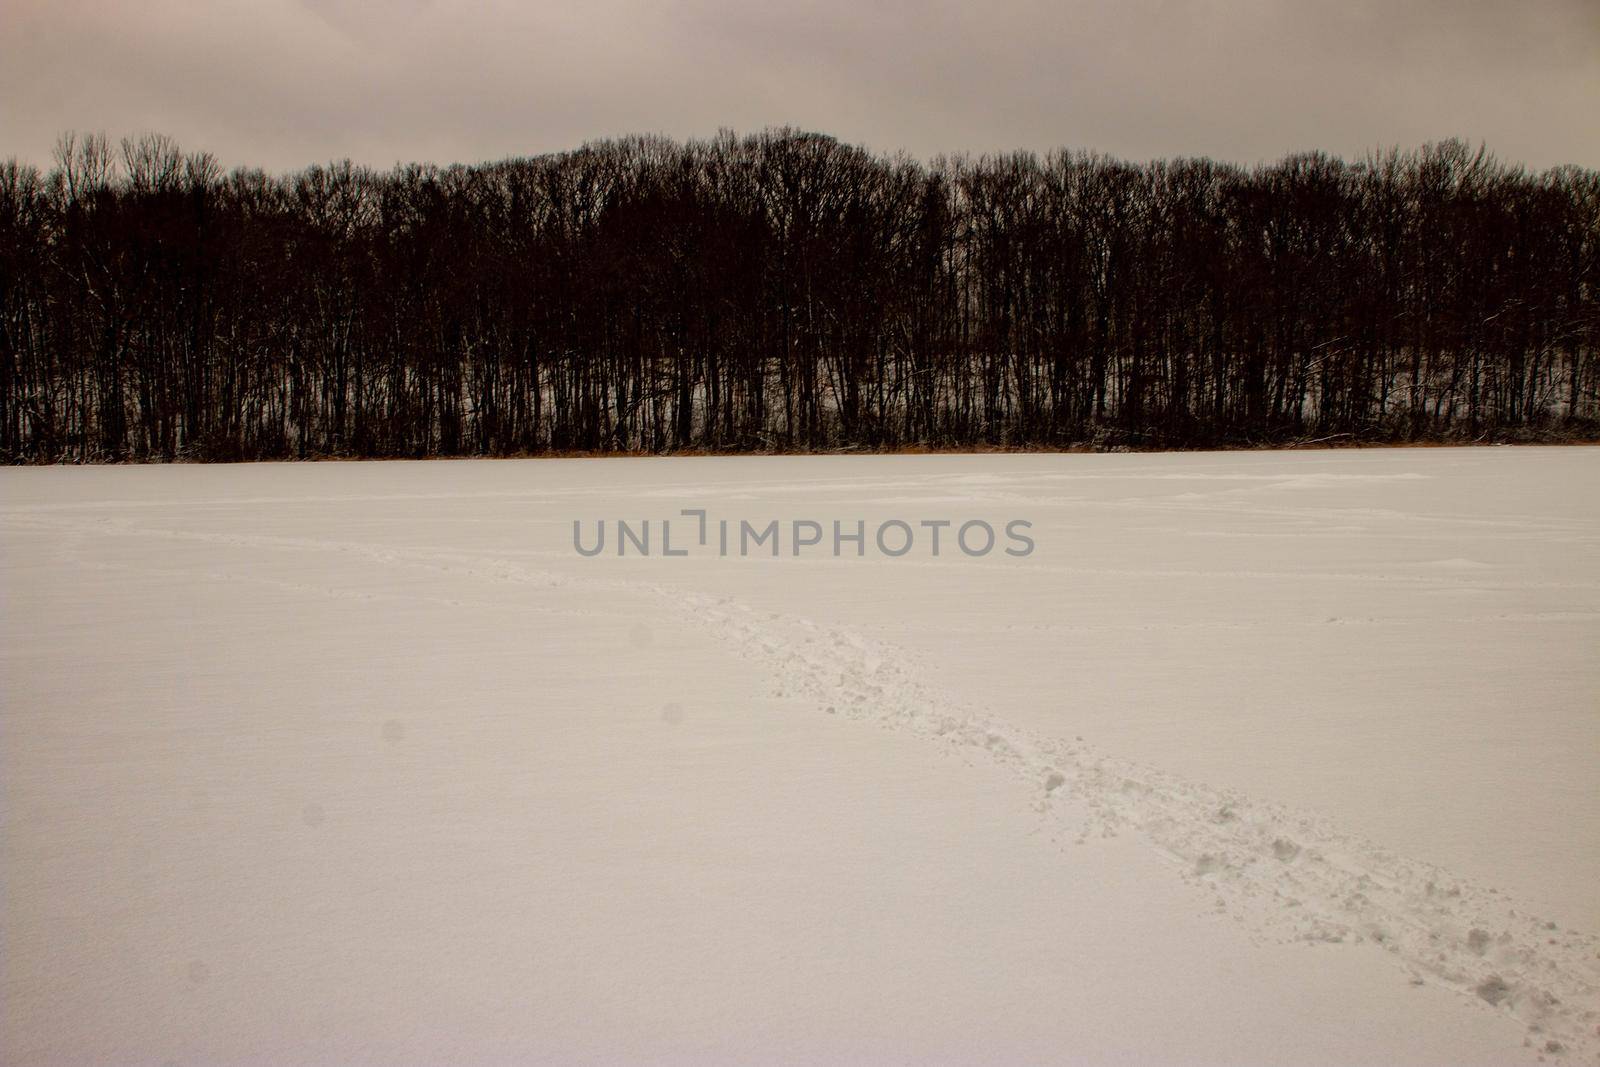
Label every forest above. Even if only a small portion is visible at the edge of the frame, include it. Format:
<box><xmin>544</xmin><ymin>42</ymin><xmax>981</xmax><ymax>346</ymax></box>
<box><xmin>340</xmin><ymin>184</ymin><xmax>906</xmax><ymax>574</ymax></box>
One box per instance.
<box><xmin>1</xmin><ymin>129</ymin><xmax>1596</xmax><ymax>461</ymax></box>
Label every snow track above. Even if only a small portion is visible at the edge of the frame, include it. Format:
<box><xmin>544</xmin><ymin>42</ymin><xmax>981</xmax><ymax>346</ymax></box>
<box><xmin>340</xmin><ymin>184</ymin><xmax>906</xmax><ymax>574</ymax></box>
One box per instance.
<box><xmin>680</xmin><ymin>593</ymin><xmax>1600</xmax><ymax>1062</ymax></box>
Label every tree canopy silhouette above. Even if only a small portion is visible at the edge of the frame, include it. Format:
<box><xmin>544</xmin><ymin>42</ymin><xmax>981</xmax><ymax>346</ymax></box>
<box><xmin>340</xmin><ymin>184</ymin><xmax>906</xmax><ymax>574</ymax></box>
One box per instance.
<box><xmin>1</xmin><ymin>130</ymin><xmax>1595</xmax><ymax>460</ymax></box>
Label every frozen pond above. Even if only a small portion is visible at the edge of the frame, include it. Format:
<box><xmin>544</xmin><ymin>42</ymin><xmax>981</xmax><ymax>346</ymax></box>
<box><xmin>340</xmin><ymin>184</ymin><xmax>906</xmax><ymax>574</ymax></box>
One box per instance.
<box><xmin>3</xmin><ymin>447</ymin><xmax>1597</xmax><ymax>1064</ymax></box>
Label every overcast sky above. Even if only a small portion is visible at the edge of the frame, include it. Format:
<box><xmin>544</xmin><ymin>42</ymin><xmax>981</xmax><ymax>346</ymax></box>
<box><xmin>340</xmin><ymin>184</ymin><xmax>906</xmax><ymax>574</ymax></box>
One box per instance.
<box><xmin>4</xmin><ymin>0</ymin><xmax>1597</xmax><ymax>173</ymax></box>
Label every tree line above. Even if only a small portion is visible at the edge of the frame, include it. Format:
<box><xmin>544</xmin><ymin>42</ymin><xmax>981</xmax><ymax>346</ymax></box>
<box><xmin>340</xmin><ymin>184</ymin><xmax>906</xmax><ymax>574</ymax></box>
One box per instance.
<box><xmin>1</xmin><ymin>129</ymin><xmax>1596</xmax><ymax>461</ymax></box>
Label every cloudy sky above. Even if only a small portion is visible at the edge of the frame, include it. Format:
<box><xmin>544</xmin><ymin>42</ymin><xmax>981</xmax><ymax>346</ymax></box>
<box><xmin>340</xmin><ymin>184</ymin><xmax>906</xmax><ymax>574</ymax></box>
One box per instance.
<box><xmin>3</xmin><ymin>0</ymin><xmax>1597</xmax><ymax>173</ymax></box>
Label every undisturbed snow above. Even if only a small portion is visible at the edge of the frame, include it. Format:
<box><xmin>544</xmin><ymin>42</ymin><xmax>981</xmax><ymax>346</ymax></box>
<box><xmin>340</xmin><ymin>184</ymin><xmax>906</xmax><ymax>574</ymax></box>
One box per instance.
<box><xmin>2</xmin><ymin>447</ymin><xmax>1597</xmax><ymax>1065</ymax></box>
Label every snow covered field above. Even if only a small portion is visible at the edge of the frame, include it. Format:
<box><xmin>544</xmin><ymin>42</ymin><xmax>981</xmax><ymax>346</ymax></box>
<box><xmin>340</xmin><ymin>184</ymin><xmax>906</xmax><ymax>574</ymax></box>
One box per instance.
<box><xmin>2</xmin><ymin>447</ymin><xmax>1597</xmax><ymax>1065</ymax></box>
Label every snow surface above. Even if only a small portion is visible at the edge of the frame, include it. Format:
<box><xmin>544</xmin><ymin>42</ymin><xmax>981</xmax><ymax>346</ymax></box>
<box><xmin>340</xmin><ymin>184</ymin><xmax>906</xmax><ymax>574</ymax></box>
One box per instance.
<box><xmin>2</xmin><ymin>446</ymin><xmax>1597</xmax><ymax>1065</ymax></box>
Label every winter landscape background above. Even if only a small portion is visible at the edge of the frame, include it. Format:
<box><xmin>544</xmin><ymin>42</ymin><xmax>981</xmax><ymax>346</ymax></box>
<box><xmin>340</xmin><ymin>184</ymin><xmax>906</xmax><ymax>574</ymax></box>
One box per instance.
<box><xmin>6</xmin><ymin>0</ymin><xmax>1597</xmax><ymax>1060</ymax></box>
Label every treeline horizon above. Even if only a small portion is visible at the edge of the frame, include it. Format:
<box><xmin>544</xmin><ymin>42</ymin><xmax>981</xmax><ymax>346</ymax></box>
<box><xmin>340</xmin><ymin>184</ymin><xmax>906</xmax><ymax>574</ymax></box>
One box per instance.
<box><xmin>1</xmin><ymin>128</ymin><xmax>1596</xmax><ymax>462</ymax></box>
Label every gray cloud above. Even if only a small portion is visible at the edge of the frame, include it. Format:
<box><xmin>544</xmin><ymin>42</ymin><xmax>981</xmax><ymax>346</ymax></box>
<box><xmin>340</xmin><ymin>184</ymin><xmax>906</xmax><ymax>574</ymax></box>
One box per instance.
<box><xmin>3</xmin><ymin>0</ymin><xmax>1596</xmax><ymax>172</ymax></box>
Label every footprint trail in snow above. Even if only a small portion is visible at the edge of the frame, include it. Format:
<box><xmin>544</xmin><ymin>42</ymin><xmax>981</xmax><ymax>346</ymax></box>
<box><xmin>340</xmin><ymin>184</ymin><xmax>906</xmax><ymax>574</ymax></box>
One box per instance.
<box><xmin>677</xmin><ymin>589</ymin><xmax>1600</xmax><ymax>1063</ymax></box>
